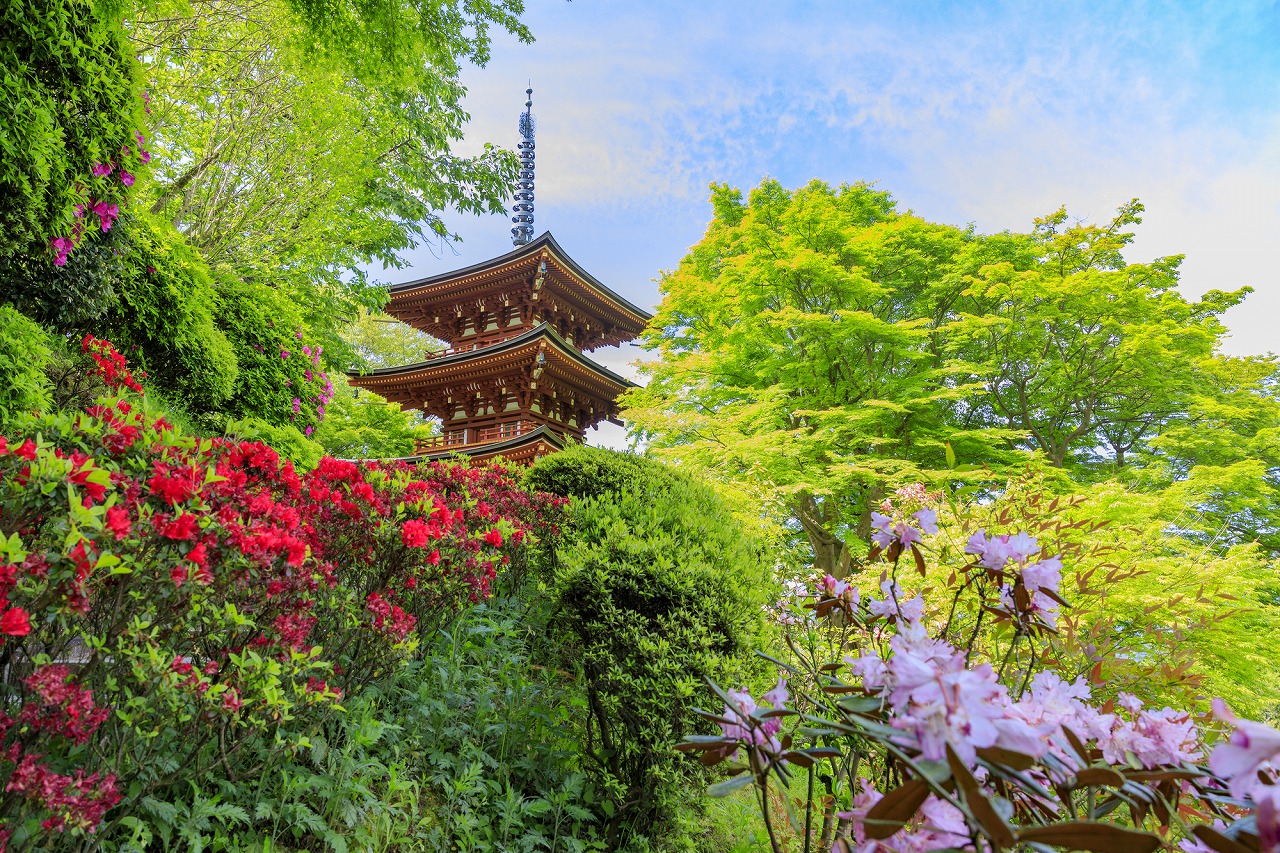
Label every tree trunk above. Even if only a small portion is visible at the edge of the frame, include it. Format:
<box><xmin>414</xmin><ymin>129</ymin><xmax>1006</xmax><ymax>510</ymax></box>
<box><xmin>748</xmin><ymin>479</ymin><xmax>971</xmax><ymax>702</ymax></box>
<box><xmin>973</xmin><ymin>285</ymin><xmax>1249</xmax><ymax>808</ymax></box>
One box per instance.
<box><xmin>796</xmin><ymin>492</ymin><xmax>852</xmax><ymax>578</ymax></box>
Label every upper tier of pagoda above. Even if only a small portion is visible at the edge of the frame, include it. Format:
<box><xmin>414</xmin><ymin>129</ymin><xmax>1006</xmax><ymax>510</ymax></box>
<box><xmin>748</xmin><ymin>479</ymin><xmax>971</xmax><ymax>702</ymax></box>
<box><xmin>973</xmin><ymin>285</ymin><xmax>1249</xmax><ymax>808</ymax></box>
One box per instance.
<box><xmin>383</xmin><ymin>232</ymin><xmax>650</xmax><ymax>352</ymax></box>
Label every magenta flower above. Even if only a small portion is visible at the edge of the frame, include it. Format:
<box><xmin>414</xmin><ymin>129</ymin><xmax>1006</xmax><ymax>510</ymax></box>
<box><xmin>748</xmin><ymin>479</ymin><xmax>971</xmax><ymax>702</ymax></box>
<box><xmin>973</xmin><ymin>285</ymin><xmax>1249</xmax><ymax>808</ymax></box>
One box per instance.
<box><xmin>120</xmin><ymin>170</ymin><xmax>135</xmax><ymax>187</ymax></box>
<box><xmin>91</xmin><ymin>162</ymin><xmax>112</xmax><ymax>178</ymax></box>
<box><xmin>304</xmin><ymin>426</ymin><xmax>313</xmax><ymax>437</ymax></box>
<box><xmin>140</xmin><ymin>150</ymin><xmax>151</xmax><ymax>163</ymax></box>
<box><xmin>53</xmin><ymin>254</ymin><xmax>68</xmax><ymax>267</ymax></box>
<box><xmin>281</xmin><ymin>351</ymin><xmax>290</xmax><ymax>359</ymax></box>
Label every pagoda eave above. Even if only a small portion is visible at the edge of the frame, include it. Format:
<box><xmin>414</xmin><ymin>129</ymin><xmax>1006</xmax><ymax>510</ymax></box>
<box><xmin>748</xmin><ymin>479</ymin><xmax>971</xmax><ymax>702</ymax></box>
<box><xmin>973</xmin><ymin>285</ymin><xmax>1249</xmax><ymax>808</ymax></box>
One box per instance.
<box><xmin>383</xmin><ymin>232</ymin><xmax>651</xmax><ymax>349</ymax></box>
<box><xmin>408</xmin><ymin>424</ymin><xmax>567</xmax><ymax>465</ymax></box>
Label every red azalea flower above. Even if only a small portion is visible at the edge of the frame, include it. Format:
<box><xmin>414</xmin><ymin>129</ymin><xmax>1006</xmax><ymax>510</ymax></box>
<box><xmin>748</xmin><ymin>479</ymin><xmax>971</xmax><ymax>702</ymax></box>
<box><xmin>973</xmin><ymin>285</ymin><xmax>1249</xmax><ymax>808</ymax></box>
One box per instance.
<box><xmin>187</xmin><ymin>542</ymin><xmax>208</xmax><ymax>567</ymax></box>
<box><xmin>484</xmin><ymin>529</ymin><xmax>504</xmax><ymax>548</ymax></box>
<box><xmin>0</xmin><ymin>608</ymin><xmax>31</xmax><ymax>636</ymax></box>
<box><xmin>161</xmin><ymin>514</ymin><xmax>198</xmax><ymax>541</ymax></box>
<box><xmin>401</xmin><ymin>518</ymin><xmax>433</xmax><ymax>548</ymax></box>
<box><xmin>104</xmin><ymin>506</ymin><xmax>131</xmax><ymax>540</ymax></box>
<box><xmin>221</xmin><ymin>689</ymin><xmax>243</xmax><ymax>713</ymax></box>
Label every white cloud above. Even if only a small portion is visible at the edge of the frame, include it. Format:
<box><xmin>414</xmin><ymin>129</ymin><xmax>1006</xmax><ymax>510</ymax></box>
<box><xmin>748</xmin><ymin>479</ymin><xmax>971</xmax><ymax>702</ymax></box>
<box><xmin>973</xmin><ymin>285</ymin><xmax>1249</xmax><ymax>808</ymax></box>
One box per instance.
<box><xmin>427</xmin><ymin>1</ymin><xmax>1279</xmax><ymax>356</ymax></box>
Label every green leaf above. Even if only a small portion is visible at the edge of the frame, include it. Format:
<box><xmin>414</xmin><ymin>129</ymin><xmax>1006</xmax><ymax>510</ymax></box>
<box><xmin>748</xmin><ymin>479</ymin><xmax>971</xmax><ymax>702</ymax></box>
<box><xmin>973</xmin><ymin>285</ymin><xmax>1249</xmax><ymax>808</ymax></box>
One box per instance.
<box><xmin>1016</xmin><ymin>822</ymin><xmax>1162</xmax><ymax>853</ymax></box>
<box><xmin>706</xmin><ymin>774</ymin><xmax>755</xmax><ymax>797</ymax></box>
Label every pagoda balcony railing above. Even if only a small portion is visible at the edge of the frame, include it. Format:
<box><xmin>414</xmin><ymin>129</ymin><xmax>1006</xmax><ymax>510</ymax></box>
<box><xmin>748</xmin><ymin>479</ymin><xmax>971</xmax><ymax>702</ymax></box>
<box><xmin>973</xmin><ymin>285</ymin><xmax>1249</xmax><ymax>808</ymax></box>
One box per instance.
<box><xmin>424</xmin><ymin>342</ymin><xmax>485</xmax><ymax>359</ymax></box>
<box><xmin>413</xmin><ymin>420</ymin><xmax>539</xmax><ymax>454</ymax></box>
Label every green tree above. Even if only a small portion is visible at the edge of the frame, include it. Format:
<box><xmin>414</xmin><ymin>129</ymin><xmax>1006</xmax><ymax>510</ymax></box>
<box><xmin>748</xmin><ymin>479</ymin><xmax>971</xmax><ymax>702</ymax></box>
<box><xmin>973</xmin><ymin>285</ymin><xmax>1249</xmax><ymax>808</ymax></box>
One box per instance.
<box><xmin>625</xmin><ymin>180</ymin><xmax>1259</xmax><ymax>569</ymax></box>
<box><xmin>949</xmin><ymin>201</ymin><xmax>1248</xmax><ymax>468</ymax></box>
<box><xmin>132</xmin><ymin>0</ymin><xmax>528</xmax><ymax>349</ymax></box>
<box><xmin>313</xmin><ymin>376</ymin><xmax>430</xmax><ymax>459</ymax></box>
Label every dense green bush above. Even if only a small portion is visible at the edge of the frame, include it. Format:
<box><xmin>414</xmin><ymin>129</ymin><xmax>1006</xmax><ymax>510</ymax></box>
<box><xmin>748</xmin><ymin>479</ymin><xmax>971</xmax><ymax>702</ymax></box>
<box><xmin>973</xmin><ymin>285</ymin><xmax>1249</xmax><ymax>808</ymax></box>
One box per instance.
<box><xmin>211</xmin><ymin>275</ymin><xmax>334</xmax><ymax>433</ymax></box>
<box><xmin>98</xmin><ymin>213</ymin><xmax>240</xmax><ymax>412</ymax></box>
<box><xmin>0</xmin><ymin>222</ymin><xmax>129</xmax><ymax>330</ymax></box>
<box><xmin>0</xmin><ymin>0</ymin><xmax>141</xmax><ymax>260</ymax></box>
<box><xmin>527</xmin><ymin>446</ymin><xmax>775</xmax><ymax>851</ymax></box>
<box><xmin>0</xmin><ymin>305</ymin><xmax>52</xmax><ymax>430</ymax></box>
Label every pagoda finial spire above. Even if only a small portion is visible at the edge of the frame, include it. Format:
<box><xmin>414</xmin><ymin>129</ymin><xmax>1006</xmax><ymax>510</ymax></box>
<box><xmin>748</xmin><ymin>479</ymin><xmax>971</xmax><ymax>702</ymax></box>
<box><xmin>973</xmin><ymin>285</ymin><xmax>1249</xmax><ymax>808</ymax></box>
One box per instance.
<box><xmin>510</xmin><ymin>86</ymin><xmax>536</xmax><ymax>247</ymax></box>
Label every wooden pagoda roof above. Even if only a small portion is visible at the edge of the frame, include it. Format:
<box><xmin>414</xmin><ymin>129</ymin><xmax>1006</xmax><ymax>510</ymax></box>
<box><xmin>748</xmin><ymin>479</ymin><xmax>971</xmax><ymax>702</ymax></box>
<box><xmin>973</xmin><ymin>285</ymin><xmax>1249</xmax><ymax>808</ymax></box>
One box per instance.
<box><xmin>383</xmin><ymin>232</ymin><xmax>652</xmax><ymax>349</ymax></box>
<box><xmin>347</xmin><ymin>322</ymin><xmax>635</xmax><ymax>406</ymax></box>
<box><xmin>405</xmin><ymin>424</ymin><xmax>567</xmax><ymax>463</ymax></box>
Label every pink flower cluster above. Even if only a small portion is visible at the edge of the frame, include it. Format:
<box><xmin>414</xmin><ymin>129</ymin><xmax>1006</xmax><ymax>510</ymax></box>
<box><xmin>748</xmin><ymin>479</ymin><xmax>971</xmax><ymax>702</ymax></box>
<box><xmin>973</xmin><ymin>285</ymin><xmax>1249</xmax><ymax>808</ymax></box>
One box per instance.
<box><xmin>840</xmin><ymin>778</ymin><xmax>969</xmax><ymax>853</ymax></box>
<box><xmin>717</xmin><ymin>676</ymin><xmax>790</xmax><ymax>767</ymax></box>
<box><xmin>48</xmin><ymin>127</ymin><xmax>151</xmax><ymax>266</ymax></box>
<box><xmin>1209</xmin><ymin>700</ymin><xmax>1280</xmax><ymax>849</ymax></box>
<box><xmin>849</xmin><ymin>601</ymin><xmax>1204</xmax><ymax>771</ymax></box>
<box><xmin>280</xmin><ymin>339</ymin><xmax>334</xmax><ymax>436</ymax></box>
<box><xmin>870</xmin><ymin>507</ymin><xmax>937</xmax><ymax>551</ymax></box>
<box><xmin>966</xmin><ymin>530</ymin><xmax>1064</xmax><ymax>628</ymax></box>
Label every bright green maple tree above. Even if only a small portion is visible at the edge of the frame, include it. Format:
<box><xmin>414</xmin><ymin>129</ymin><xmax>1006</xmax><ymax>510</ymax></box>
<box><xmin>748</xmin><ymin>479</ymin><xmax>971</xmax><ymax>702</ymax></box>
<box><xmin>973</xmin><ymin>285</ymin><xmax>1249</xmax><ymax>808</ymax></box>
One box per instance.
<box><xmin>624</xmin><ymin>178</ymin><xmax>1267</xmax><ymax>568</ymax></box>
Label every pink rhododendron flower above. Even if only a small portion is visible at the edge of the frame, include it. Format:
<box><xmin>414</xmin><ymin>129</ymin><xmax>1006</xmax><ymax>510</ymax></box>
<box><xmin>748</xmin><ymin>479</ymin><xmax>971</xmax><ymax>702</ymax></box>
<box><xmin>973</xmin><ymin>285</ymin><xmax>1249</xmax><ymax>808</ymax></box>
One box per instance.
<box><xmin>868</xmin><ymin>579</ymin><xmax>924</xmax><ymax>623</ymax></box>
<box><xmin>1210</xmin><ymin>698</ymin><xmax>1280</xmax><ymax>799</ymax></box>
<box><xmin>119</xmin><ymin>170</ymin><xmax>134</xmax><ymax>187</ymax></box>
<box><xmin>912</xmin><ymin>507</ymin><xmax>938</xmax><ymax>535</ymax></box>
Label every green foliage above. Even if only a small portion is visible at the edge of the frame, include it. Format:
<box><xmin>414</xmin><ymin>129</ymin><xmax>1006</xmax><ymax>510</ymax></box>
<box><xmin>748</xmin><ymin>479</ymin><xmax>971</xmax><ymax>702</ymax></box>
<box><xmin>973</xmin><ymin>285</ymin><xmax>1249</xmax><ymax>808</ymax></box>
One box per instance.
<box><xmin>209</xmin><ymin>275</ymin><xmax>332</xmax><ymax>432</ymax></box>
<box><xmin>0</xmin><ymin>222</ymin><xmax>129</xmax><ymax>330</ymax></box>
<box><xmin>0</xmin><ymin>305</ymin><xmax>52</xmax><ymax>430</ymax></box>
<box><xmin>0</xmin><ymin>0</ymin><xmax>141</xmax><ymax>258</ymax></box>
<box><xmin>98</xmin><ymin>213</ymin><xmax>239</xmax><ymax>413</ymax></box>
<box><xmin>132</xmin><ymin>0</ymin><xmax>529</xmax><ymax>349</ymax></box>
<box><xmin>625</xmin><ymin>179</ymin><xmax>1267</xmax><ymax>571</ymax></box>
<box><xmin>313</xmin><ymin>377</ymin><xmax>430</xmax><ymax>460</ymax></box>
<box><xmin>342</xmin><ymin>310</ymin><xmax>441</xmax><ymax>369</ymax></box>
<box><xmin>528</xmin><ymin>446</ymin><xmax>775</xmax><ymax>850</ymax></box>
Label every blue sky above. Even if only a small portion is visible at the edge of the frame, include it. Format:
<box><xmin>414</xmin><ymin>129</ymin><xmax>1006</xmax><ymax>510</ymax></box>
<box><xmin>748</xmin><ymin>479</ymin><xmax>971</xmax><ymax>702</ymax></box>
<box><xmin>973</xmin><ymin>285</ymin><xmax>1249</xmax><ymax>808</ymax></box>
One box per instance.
<box><xmin>385</xmin><ymin>1</ymin><xmax>1280</xmax><ymax>443</ymax></box>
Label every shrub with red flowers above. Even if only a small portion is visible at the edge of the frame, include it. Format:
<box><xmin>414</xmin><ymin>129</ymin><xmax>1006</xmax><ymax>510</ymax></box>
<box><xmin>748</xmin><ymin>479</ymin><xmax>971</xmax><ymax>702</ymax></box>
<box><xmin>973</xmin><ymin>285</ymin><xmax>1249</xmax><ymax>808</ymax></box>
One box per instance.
<box><xmin>0</xmin><ymin>341</ymin><xmax>564</xmax><ymax>847</ymax></box>
<box><xmin>682</xmin><ymin>491</ymin><xmax>1277</xmax><ymax>853</ymax></box>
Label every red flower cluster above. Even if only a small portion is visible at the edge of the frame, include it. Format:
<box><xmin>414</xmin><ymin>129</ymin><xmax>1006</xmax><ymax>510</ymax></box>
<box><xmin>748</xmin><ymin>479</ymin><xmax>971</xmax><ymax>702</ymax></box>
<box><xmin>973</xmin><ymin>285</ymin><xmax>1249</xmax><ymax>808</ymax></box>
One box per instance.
<box><xmin>20</xmin><ymin>666</ymin><xmax>110</xmax><ymax>745</ymax></box>
<box><xmin>0</xmin><ymin>338</ymin><xmax>567</xmax><ymax>841</ymax></box>
<box><xmin>81</xmin><ymin>336</ymin><xmax>144</xmax><ymax>394</ymax></box>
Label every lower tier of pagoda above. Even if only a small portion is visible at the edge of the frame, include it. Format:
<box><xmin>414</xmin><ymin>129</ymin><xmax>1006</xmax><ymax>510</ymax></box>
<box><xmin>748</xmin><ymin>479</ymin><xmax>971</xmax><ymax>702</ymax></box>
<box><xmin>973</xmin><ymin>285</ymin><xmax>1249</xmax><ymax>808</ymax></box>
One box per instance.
<box><xmin>347</xmin><ymin>323</ymin><xmax>634</xmax><ymax>462</ymax></box>
<box><xmin>409</xmin><ymin>423</ymin><xmax>566</xmax><ymax>465</ymax></box>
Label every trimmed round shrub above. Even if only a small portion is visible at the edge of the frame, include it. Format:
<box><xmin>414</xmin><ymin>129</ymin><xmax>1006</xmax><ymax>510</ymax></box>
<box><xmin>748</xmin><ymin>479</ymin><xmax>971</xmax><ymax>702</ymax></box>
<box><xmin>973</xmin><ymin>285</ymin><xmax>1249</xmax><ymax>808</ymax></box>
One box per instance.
<box><xmin>527</xmin><ymin>446</ymin><xmax>775</xmax><ymax>851</ymax></box>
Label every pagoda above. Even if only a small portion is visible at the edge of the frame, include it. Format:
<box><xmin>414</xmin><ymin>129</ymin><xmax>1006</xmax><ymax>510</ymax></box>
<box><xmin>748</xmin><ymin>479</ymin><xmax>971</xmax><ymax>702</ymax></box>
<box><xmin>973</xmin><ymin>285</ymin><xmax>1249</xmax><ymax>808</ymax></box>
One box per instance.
<box><xmin>349</xmin><ymin>90</ymin><xmax>651</xmax><ymax>464</ymax></box>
